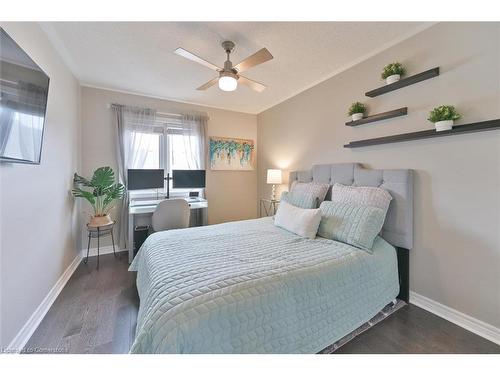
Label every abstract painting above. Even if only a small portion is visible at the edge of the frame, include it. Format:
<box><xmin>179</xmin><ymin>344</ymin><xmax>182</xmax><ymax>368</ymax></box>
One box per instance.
<box><xmin>209</xmin><ymin>136</ymin><xmax>255</xmax><ymax>170</ymax></box>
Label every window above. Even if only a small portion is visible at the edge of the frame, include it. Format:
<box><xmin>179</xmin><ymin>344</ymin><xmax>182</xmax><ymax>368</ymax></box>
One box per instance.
<box><xmin>129</xmin><ymin>132</ymin><xmax>161</xmax><ymax>169</ymax></box>
<box><xmin>128</xmin><ymin>131</ymin><xmax>185</xmax><ymax>172</ymax></box>
<box><xmin>129</xmin><ymin>120</ymin><xmax>202</xmax><ymax>194</ymax></box>
<box><xmin>168</xmin><ymin>133</ymin><xmax>190</xmax><ymax>171</ymax></box>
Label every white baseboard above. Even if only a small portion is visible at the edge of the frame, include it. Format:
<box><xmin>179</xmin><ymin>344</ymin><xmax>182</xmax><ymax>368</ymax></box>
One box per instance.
<box><xmin>6</xmin><ymin>245</ymin><xmax>127</xmax><ymax>353</ymax></box>
<box><xmin>6</xmin><ymin>254</ymin><xmax>82</xmax><ymax>353</ymax></box>
<box><xmin>410</xmin><ymin>291</ymin><xmax>500</xmax><ymax>345</ymax></box>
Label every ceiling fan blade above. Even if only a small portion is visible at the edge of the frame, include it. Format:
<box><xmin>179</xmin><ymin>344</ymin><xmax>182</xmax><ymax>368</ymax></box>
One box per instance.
<box><xmin>197</xmin><ymin>77</ymin><xmax>219</xmax><ymax>91</ymax></box>
<box><xmin>174</xmin><ymin>47</ymin><xmax>221</xmax><ymax>71</ymax></box>
<box><xmin>234</xmin><ymin>48</ymin><xmax>273</xmax><ymax>73</ymax></box>
<box><xmin>238</xmin><ymin>75</ymin><xmax>267</xmax><ymax>93</ymax></box>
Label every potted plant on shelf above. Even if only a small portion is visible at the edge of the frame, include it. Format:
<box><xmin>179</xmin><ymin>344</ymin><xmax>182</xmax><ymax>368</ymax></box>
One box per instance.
<box><xmin>381</xmin><ymin>62</ymin><xmax>406</xmax><ymax>85</ymax></box>
<box><xmin>348</xmin><ymin>102</ymin><xmax>366</xmax><ymax>121</ymax></box>
<box><xmin>428</xmin><ymin>105</ymin><xmax>461</xmax><ymax>131</ymax></box>
<box><xmin>72</xmin><ymin>166</ymin><xmax>125</xmax><ymax>227</ymax></box>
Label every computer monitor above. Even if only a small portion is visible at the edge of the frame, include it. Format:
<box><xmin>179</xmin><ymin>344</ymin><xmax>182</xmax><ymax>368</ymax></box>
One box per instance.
<box><xmin>172</xmin><ymin>170</ymin><xmax>206</xmax><ymax>189</ymax></box>
<box><xmin>127</xmin><ymin>169</ymin><xmax>164</xmax><ymax>190</ymax></box>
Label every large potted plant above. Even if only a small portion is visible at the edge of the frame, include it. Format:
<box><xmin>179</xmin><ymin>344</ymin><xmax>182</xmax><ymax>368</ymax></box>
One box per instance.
<box><xmin>348</xmin><ymin>102</ymin><xmax>366</xmax><ymax>121</ymax></box>
<box><xmin>428</xmin><ymin>105</ymin><xmax>461</xmax><ymax>131</ymax></box>
<box><xmin>72</xmin><ymin>166</ymin><xmax>125</xmax><ymax>227</ymax></box>
<box><xmin>381</xmin><ymin>62</ymin><xmax>406</xmax><ymax>85</ymax></box>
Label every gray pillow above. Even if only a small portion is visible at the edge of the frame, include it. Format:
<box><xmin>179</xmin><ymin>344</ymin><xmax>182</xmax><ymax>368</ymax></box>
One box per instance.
<box><xmin>281</xmin><ymin>191</ymin><xmax>318</xmax><ymax>209</ymax></box>
<box><xmin>288</xmin><ymin>182</ymin><xmax>330</xmax><ymax>208</ymax></box>
<box><xmin>317</xmin><ymin>201</ymin><xmax>387</xmax><ymax>253</ymax></box>
<box><xmin>330</xmin><ymin>183</ymin><xmax>392</xmax><ymax>214</ymax></box>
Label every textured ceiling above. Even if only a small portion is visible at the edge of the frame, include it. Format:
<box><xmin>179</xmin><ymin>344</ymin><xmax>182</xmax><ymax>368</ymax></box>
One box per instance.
<box><xmin>41</xmin><ymin>22</ymin><xmax>433</xmax><ymax>114</ymax></box>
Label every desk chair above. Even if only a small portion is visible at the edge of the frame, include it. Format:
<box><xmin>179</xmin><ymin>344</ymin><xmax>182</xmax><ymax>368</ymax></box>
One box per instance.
<box><xmin>152</xmin><ymin>199</ymin><xmax>190</xmax><ymax>232</ymax></box>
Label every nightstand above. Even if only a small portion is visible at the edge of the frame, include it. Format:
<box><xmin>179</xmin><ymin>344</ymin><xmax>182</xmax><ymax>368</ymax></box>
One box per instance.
<box><xmin>260</xmin><ymin>198</ymin><xmax>280</xmax><ymax>217</ymax></box>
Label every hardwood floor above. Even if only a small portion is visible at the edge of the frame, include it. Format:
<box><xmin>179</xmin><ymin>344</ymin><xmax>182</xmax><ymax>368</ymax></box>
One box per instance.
<box><xmin>24</xmin><ymin>253</ymin><xmax>499</xmax><ymax>354</ymax></box>
<box><xmin>24</xmin><ymin>253</ymin><xmax>138</xmax><ymax>354</ymax></box>
<box><xmin>336</xmin><ymin>304</ymin><xmax>500</xmax><ymax>354</ymax></box>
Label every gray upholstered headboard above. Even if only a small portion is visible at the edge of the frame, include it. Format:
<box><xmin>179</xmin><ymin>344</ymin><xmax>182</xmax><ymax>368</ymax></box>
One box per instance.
<box><xmin>289</xmin><ymin>163</ymin><xmax>413</xmax><ymax>249</ymax></box>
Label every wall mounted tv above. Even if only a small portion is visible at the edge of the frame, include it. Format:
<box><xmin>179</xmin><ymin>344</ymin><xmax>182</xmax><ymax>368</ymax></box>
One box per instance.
<box><xmin>0</xmin><ymin>27</ymin><xmax>50</xmax><ymax>164</ymax></box>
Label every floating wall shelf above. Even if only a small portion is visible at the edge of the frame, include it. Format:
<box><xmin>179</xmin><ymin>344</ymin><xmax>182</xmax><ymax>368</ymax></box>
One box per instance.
<box><xmin>365</xmin><ymin>67</ymin><xmax>440</xmax><ymax>98</ymax></box>
<box><xmin>345</xmin><ymin>107</ymin><xmax>407</xmax><ymax>127</ymax></box>
<box><xmin>344</xmin><ymin>119</ymin><xmax>500</xmax><ymax>148</ymax></box>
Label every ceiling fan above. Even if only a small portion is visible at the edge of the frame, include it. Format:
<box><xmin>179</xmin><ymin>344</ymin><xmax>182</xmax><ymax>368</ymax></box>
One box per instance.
<box><xmin>174</xmin><ymin>41</ymin><xmax>273</xmax><ymax>92</ymax></box>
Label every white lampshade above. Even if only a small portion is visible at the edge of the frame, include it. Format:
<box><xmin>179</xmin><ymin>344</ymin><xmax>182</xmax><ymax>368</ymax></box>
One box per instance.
<box><xmin>266</xmin><ymin>169</ymin><xmax>282</xmax><ymax>184</ymax></box>
<box><xmin>219</xmin><ymin>76</ymin><xmax>238</xmax><ymax>91</ymax></box>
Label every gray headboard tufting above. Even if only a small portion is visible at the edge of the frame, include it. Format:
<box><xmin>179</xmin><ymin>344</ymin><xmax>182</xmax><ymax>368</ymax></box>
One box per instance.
<box><xmin>289</xmin><ymin>163</ymin><xmax>413</xmax><ymax>249</ymax></box>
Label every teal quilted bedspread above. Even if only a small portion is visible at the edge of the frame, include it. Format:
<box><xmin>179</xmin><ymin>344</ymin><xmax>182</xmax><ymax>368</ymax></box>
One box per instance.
<box><xmin>129</xmin><ymin>217</ymin><xmax>399</xmax><ymax>353</ymax></box>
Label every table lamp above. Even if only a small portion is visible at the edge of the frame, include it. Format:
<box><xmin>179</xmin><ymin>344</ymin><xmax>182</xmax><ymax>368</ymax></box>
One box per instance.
<box><xmin>266</xmin><ymin>169</ymin><xmax>282</xmax><ymax>201</ymax></box>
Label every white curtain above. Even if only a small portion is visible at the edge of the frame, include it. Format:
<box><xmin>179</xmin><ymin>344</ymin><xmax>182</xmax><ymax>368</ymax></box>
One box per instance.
<box><xmin>179</xmin><ymin>114</ymin><xmax>208</xmax><ymax>170</ymax></box>
<box><xmin>112</xmin><ymin>104</ymin><xmax>157</xmax><ymax>249</ymax></box>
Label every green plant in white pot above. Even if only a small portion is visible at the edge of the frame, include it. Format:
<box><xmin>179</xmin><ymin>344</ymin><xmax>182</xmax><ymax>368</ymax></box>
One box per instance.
<box><xmin>348</xmin><ymin>102</ymin><xmax>366</xmax><ymax>122</ymax></box>
<box><xmin>72</xmin><ymin>166</ymin><xmax>125</xmax><ymax>227</ymax></box>
<box><xmin>381</xmin><ymin>62</ymin><xmax>406</xmax><ymax>85</ymax></box>
<box><xmin>428</xmin><ymin>105</ymin><xmax>461</xmax><ymax>131</ymax></box>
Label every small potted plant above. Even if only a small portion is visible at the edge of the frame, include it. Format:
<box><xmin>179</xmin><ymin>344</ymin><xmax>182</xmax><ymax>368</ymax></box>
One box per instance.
<box><xmin>348</xmin><ymin>102</ymin><xmax>366</xmax><ymax>121</ymax></box>
<box><xmin>381</xmin><ymin>62</ymin><xmax>406</xmax><ymax>85</ymax></box>
<box><xmin>72</xmin><ymin>166</ymin><xmax>125</xmax><ymax>227</ymax></box>
<box><xmin>428</xmin><ymin>105</ymin><xmax>461</xmax><ymax>131</ymax></box>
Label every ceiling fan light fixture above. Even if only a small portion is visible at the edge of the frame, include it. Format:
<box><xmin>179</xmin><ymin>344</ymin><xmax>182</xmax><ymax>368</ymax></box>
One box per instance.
<box><xmin>218</xmin><ymin>73</ymin><xmax>238</xmax><ymax>92</ymax></box>
<box><xmin>175</xmin><ymin>41</ymin><xmax>272</xmax><ymax>92</ymax></box>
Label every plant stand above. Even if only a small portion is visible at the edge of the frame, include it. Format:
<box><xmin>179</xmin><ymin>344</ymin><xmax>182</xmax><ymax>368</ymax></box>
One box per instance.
<box><xmin>84</xmin><ymin>221</ymin><xmax>117</xmax><ymax>269</ymax></box>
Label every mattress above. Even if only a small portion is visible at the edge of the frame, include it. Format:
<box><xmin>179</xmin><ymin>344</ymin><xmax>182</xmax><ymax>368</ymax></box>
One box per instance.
<box><xmin>129</xmin><ymin>217</ymin><xmax>399</xmax><ymax>353</ymax></box>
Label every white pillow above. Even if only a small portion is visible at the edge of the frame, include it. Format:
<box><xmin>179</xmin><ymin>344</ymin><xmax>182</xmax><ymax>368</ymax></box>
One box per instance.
<box><xmin>330</xmin><ymin>183</ymin><xmax>392</xmax><ymax>213</ymax></box>
<box><xmin>274</xmin><ymin>200</ymin><xmax>322</xmax><ymax>239</ymax></box>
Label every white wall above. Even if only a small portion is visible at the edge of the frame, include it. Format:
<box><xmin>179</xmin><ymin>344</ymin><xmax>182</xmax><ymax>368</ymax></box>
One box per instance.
<box><xmin>258</xmin><ymin>22</ymin><xmax>500</xmax><ymax>327</ymax></box>
<box><xmin>0</xmin><ymin>23</ymin><xmax>82</xmax><ymax>347</ymax></box>
<box><xmin>80</xmin><ymin>86</ymin><xmax>258</xmax><ymax>247</ymax></box>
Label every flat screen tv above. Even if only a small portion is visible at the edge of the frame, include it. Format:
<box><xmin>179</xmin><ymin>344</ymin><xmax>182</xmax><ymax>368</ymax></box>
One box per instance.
<box><xmin>0</xmin><ymin>27</ymin><xmax>50</xmax><ymax>164</ymax></box>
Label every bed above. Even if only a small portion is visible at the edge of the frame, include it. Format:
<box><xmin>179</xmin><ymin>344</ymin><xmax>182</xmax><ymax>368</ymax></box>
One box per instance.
<box><xmin>129</xmin><ymin>163</ymin><xmax>413</xmax><ymax>354</ymax></box>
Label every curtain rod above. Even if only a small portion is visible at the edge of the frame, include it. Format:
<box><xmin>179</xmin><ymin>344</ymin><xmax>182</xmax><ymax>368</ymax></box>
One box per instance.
<box><xmin>107</xmin><ymin>103</ymin><xmax>204</xmax><ymax>118</ymax></box>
